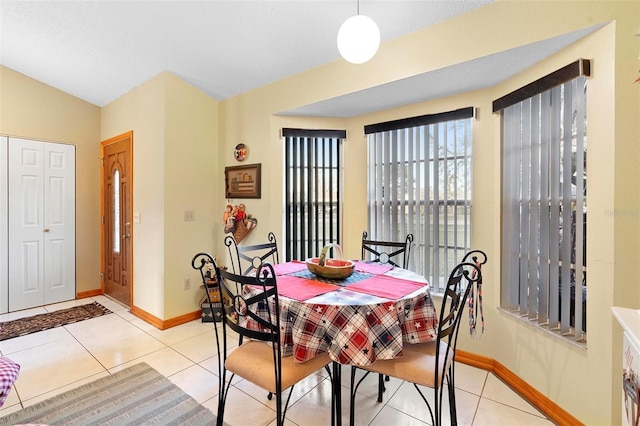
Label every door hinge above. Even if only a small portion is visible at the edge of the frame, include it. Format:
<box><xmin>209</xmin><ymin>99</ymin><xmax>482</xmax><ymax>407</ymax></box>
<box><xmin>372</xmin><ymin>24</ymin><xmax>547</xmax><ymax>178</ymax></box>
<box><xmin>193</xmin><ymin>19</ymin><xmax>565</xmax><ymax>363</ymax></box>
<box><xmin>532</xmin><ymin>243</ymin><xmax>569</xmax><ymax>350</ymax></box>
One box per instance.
<box><xmin>99</xmin><ymin>157</ymin><xmax>104</xmax><ymax>167</ymax></box>
<box><xmin>99</xmin><ymin>272</ymin><xmax>105</xmax><ymax>282</ymax></box>
<box><xmin>101</xmin><ymin>215</ymin><xmax>105</xmax><ymax>225</ymax></box>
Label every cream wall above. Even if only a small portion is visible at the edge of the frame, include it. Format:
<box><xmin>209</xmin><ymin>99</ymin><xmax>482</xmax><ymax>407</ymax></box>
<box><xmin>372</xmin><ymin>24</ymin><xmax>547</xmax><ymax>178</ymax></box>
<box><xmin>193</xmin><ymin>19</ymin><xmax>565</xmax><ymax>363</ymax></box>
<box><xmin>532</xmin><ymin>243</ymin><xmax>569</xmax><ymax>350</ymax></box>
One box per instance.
<box><xmin>218</xmin><ymin>2</ymin><xmax>640</xmax><ymax>424</ymax></box>
<box><xmin>0</xmin><ymin>66</ymin><xmax>102</xmax><ymax>295</ymax></box>
<box><xmin>101</xmin><ymin>72</ymin><xmax>219</xmax><ymax>320</ymax></box>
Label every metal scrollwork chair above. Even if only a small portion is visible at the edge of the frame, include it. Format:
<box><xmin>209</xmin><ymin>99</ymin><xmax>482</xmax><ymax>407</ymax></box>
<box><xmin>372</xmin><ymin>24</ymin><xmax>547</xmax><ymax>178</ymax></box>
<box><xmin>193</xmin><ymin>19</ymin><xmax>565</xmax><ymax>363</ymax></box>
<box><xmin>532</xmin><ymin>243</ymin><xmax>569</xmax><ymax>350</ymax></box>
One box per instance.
<box><xmin>361</xmin><ymin>231</ymin><xmax>413</xmax><ymax>269</ymax></box>
<box><xmin>349</xmin><ymin>250</ymin><xmax>487</xmax><ymax>426</ymax></box>
<box><xmin>225</xmin><ymin>231</ymin><xmax>279</xmax><ymax>275</ymax></box>
<box><xmin>191</xmin><ymin>253</ymin><xmax>337</xmax><ymax>426</ymax></box>
<box><xmin>361</xmin><ymin>230</ymin><xmax>414</xmax><ymax>399</ymax></box>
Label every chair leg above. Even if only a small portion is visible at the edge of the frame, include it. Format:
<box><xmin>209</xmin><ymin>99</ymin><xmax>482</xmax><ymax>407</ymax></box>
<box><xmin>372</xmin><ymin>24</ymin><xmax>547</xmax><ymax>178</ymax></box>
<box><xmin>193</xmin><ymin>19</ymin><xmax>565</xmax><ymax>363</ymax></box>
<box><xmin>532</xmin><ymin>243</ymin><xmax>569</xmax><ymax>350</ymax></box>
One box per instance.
<box><xmin>448</xmin><ymin>379</ymin><xmax>458</xmax><ymax>426</ymax></box>
<box><xmin>377</xmin><ymin>373</ymin><xmax>385</xmax><ymax>402</ymax></box>
<box><xmin>332</xmin><ymin>362</ymin><xmax>342</xmax><ymax>426</ymax></box>
<box><xmin>350</xmin><ymin>367</ymin><xmax>357</xmax><ymax>426</ymax></box>
<box><xmin>276</xmin><ymin>391</ymin><xmax>283</xmax><ymax>426</ymax></box>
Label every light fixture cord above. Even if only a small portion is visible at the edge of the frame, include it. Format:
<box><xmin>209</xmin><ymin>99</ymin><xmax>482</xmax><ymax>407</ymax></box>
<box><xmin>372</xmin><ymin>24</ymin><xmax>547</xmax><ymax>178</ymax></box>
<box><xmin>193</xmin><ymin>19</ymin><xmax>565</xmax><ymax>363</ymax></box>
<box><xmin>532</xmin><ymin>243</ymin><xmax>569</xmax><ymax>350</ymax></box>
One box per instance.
<box><xmin>356</xmin><ymin>0</ymin><xmax>360</xmax><ymax>15</ymax></box>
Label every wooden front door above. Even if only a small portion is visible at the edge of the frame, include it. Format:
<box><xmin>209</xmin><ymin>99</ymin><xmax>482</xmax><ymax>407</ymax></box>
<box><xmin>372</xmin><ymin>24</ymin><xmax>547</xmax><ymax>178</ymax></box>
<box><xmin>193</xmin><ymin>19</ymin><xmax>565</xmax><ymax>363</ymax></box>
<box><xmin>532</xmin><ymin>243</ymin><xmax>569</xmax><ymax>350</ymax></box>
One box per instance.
<box><xmin>101</xmin><ymin>132</ymin><xmax>133</xmax><ymax>306</ymax></box>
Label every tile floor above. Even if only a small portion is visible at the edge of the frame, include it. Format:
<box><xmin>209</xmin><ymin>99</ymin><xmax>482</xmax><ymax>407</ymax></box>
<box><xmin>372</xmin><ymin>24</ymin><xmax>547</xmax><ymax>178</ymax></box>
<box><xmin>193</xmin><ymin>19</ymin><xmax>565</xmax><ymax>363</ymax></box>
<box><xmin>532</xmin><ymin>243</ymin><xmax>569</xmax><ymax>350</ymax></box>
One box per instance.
<box><xmin>0</xmin><ymin>296</ymin><xmax>554</xmax><ymax>425</ymax></box>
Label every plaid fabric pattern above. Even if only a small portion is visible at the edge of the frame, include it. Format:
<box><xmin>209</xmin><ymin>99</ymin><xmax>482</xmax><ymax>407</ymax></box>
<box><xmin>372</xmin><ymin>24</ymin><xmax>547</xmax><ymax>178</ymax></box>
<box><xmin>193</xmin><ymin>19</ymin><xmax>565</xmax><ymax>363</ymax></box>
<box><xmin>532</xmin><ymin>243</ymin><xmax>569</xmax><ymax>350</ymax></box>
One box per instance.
<box><xmin>240</xmin><ymin>262</ymin><xmax>438</xmax><ymax>366</ymax></box>
<box><xmin>0</xmin><ymin>357</ymin><xmax>19</xmax><ymax>407</ymax></box>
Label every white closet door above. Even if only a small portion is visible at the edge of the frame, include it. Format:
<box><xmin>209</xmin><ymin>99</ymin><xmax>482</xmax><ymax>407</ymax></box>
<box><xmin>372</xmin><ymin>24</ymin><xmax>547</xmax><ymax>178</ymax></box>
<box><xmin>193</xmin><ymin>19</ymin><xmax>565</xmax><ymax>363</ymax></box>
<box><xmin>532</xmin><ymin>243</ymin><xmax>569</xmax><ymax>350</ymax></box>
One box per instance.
<box><xmin>8</xmin><ymin>138</ymin><xmax>75</xmax><ymax>310</ymax></box>
<box><xmin>43</xmin><ymin>142</ymin><xmax>75</xmax><ymax>305</ymax></box>
<box><xmin>0</xmin><ymin>136</ymin><xmax>7</xmax><ymax>314</ymax></box>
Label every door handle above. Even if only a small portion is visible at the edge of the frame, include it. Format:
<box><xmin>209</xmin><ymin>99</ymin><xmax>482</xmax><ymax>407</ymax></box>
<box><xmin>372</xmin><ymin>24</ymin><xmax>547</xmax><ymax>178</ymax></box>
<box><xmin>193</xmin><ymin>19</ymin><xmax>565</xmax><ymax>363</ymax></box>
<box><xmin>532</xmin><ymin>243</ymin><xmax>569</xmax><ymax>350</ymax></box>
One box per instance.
<box><xmin>44</xmin><ymin>228</ymin><xmax>50</xmax><ymax>233</ymax></box>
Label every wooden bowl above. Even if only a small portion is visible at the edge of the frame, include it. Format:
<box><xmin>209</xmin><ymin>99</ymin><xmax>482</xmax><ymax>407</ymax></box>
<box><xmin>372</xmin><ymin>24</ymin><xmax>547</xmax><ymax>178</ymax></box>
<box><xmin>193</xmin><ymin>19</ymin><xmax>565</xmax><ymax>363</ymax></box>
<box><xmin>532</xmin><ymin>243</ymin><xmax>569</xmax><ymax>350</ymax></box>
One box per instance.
<box><xmin>306</xmin><ymin>258</ymin><xmax>355</xmax><ymax>280</ymax></box>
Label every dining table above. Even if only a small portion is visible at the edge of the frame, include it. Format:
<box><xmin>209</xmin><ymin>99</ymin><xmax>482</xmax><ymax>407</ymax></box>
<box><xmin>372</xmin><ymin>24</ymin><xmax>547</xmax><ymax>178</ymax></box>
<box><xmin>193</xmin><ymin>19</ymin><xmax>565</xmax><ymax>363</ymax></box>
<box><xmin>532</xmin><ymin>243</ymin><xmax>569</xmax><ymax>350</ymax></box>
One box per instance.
<box><xmin>241</xmin><ymin>259</ymin><xmax>439</xmax><ymax>367</ymax></box>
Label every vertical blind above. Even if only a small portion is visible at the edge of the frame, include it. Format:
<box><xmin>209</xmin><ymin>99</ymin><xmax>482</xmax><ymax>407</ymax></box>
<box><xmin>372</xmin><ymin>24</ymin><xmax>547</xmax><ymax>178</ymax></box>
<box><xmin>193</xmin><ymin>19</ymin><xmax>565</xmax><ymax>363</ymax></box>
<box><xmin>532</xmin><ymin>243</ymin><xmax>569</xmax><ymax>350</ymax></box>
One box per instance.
<box><xmin>283</xmin><ymin>129</ymin><xmax>345</xmax><ymax>262</ymax></box>
<box><xmin>365</xmin><ymin>108</ymin><xmax>474</xmax><ymax>292</ymax></box>
<box><xmin>500</xmin><ymin>73</ymin><xmax>587</xmax><ymax>343</ymax></box>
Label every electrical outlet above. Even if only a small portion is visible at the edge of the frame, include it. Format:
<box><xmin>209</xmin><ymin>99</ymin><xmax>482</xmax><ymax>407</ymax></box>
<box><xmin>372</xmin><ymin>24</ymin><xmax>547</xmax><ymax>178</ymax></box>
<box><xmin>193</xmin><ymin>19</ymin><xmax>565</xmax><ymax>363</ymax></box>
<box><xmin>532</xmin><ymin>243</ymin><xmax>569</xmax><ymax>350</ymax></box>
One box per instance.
<box><xmin>184</xmin><ymin>210</ymin><xmax>195</xmax><ymax>222</ymax></box>
<box><xmin>184</xmin><ymin>278</ymin><xmax>191</xmax><ymax>290</ymax></box>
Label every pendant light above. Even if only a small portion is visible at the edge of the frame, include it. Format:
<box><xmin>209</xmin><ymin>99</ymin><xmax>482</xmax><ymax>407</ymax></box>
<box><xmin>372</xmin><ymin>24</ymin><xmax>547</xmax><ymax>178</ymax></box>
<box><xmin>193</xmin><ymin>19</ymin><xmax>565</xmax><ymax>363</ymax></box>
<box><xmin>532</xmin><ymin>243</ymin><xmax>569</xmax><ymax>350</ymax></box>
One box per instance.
<box><xmin>337</xmin><ymin>0</ymin><xmax>380</xmax><ymax>64</ymax></box>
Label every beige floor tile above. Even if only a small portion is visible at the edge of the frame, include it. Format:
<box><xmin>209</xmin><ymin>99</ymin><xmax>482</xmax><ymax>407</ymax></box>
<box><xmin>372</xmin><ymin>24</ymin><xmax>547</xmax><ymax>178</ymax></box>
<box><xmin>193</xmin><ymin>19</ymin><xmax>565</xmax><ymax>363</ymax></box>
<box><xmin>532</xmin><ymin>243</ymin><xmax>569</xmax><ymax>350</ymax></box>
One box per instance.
<box><xmin>0</xmin><ymin>307</ymin><xmax>47</xmax><ymax>322</ymax></box>
<box><xmin>91</xmin><ymin>295</ymin><xmax>130</xmax><ymax>313</ymax></box>
<box><xmin>385</xmin><ymin>381</ymin><xmax>480</xmax><ymax>425</ymax></box>
<box><xmin>0</xmin><ymin>386</ymin><xmax>20</xmax><ymax>413</ymax></box>
<box><xmin>64</xmin><ymin>313</ymin><xmax>147</xmax><ymax>349</ymax></box>
<box><xmin>172</xmin><ymin>329</ymin><xmax>220</xmax><ymax>363</ymax></box>
<box><xmin>234</xmin><ymin>371</ymin><xmax>328</xmax><ymax>413</ymax></box>
<box><xmin>19</xmin><ymin>370</ymin><xmax>110</xmax><ymax>408</ymax></box>
<box><xmin>110</xmin><ymin>347</ymin><xmax>195</xmax><ymax>377</ymax></box>
<box><xmin>145</xmin><ymin>319</ymin><xmax>213</xmax><ymax>346</ymax></box>
<box><xmin>204</xmin><ymin>386</ymin><xmax>278</xmax><ymax>426</ymax></box>
<box><xmin>455</xmin><ymin>362</ymin><xmax>489</xmax><ymax>396</ymax></box>
<box><xmin>9</xmin><ymin>337</ymin><xmax>106</xmax><ymax>401</ymax></box>
<box><xmin>113</xmin><ymin>308</ymin><xmax>140</xmax><ymax>322</ymax></box>
<box><xmin>347</xmin><ymin>367</ymin><xmax>403</xmax><ymax>401</ymax></box>
<box><xmin>88</xmin><ymin>332</ymin><xmax>167</xmax><ymax>368</ymax></box>
<box><xmin>473</xmin><ymin>397</ymin><xmax>554</xmax><ymax>425</ymax></box>
<box><xmin>43</xmin><ymin>298</ymin><xmax>95</xmax><ymax>312</ymax></box>
<box><xmin>482</xmin><ymin>373</ymin><xmax>544</xmax><ymax>416</ymax></box>
<box><xmin>168</xmin><ymin>363</ymin><xmax>219</xmax><ymax>404</ymax></box>
<box><xmin>0</xmin><ymin>326</ymin><xmax>70</xmax><ymax>355</ymax></box>
<box><xmin>369</xmin><ymin>405</ymin><xmax>429</xmax><ymax>425</ymax></box>
<box><xmin>0</xmin><ymin>302</ymin><xmax>553</xmax><ymax>426</ymax></box>
<box><xmin>284</xmin><ymin>378</ymin><xmax>336</xmax><ymax>426</ymax></box>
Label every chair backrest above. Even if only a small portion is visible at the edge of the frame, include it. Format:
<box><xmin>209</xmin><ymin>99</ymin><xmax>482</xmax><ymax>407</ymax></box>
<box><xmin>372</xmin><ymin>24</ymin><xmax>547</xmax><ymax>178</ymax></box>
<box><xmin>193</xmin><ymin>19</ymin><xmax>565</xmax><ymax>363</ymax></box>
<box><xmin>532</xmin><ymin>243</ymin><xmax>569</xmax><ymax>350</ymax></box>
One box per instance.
<box><xmin>191</xmin><ymin>252</ymin><xmax>281</xmax><ymax>387</ymax></box>
<box><xmin>225</xmin><ymin>231</ymin><xmax>279</xmax><ymax>275</ymax></box>
<box><xmin>361</xmin><ymin>231</ymin><xmax>413</xmax><ymax>269</ymax></box>
<box><xmin>435</xmin><ymin>250</ymin><xmax>487</xmax><ymax>383</ymax></box>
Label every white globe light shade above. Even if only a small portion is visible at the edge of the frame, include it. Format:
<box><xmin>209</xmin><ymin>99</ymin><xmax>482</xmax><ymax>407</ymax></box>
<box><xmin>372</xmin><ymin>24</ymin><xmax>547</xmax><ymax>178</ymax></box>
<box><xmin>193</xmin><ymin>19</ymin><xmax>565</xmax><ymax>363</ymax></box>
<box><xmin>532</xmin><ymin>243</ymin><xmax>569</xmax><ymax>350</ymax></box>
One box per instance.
<box><xmin>337</xmin><ymin>14</ymin><xmax>380</xmax><ymax>64</ymax></box>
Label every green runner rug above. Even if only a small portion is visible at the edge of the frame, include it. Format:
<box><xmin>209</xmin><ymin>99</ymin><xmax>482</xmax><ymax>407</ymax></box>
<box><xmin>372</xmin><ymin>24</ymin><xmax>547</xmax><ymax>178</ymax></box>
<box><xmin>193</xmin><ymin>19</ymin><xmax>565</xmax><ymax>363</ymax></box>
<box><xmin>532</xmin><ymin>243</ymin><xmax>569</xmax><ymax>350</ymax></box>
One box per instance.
<box><xmin>0</xmin><ymin>362</ymin><xmax>216</xmax><ymax>425</ymax></box>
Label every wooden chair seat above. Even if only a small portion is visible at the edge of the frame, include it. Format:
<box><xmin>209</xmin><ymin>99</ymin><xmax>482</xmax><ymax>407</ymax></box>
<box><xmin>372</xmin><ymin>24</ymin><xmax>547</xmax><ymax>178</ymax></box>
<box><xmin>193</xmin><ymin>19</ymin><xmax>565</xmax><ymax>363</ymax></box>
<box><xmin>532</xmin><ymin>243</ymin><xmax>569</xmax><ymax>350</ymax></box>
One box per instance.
<box><xmin>226</xmin><ymin>341</ymin><xmax>332</xmax><ymax>394</ymax></box>
<box><xmin>359</xmin><ymin>341</ymin><xmax>453</xmax><ymax>389</ymax></box>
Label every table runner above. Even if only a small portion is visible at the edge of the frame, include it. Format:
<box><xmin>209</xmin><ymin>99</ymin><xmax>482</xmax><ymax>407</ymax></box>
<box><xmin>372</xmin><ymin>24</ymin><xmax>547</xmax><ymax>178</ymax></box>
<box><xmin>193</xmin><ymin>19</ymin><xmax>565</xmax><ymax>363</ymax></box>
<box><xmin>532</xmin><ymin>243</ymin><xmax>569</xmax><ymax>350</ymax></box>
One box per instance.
<box><xmin>346</xmin><ymin>274</ymin><xmax>426</xmax><ymax>300</ymax></box>
<box><xmin>272</xmin><ymin>260</ymin><xmax>308</xmax><ymax>275</ymax></box>
<box><xmin>353</xmin><ymin>261</ymin><xmax>394</xmax><ymax>275</ymax></box>
<box><xmin>275</xmin><ymin>275</ymin><xmax>337</xmax><ymax>300</ymax></box>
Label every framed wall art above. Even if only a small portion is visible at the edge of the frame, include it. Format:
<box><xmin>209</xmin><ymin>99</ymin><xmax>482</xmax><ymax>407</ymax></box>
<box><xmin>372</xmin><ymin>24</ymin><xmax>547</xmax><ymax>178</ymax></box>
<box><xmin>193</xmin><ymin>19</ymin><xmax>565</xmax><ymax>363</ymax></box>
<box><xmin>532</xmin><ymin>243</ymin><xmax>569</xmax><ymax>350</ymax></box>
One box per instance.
<box><xmin>225</xmin><ymin>163</ymin><xmax>261</xmax><ymax>199</ymax></box>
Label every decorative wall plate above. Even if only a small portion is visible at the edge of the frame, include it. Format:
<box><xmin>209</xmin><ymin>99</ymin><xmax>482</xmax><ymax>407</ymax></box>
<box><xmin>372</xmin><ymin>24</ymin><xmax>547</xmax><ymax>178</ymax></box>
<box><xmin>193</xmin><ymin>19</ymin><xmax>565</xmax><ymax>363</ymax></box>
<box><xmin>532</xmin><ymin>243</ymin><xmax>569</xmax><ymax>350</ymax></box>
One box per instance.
<box><xmin>234</xmin><ymin>143</ymin><xmax>247</xmax><ymax>162</ymax></box>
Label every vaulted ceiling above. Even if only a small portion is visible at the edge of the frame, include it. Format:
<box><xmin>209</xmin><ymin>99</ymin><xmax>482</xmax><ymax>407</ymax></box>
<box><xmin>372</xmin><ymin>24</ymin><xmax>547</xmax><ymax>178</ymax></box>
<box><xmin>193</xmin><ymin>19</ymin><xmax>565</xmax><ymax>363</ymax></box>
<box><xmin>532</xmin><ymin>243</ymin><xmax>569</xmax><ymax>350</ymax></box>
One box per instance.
<box><xmin>1</xmin><ymin>1</ymin><xmax>601</xmax><ymax>117</ymax></box>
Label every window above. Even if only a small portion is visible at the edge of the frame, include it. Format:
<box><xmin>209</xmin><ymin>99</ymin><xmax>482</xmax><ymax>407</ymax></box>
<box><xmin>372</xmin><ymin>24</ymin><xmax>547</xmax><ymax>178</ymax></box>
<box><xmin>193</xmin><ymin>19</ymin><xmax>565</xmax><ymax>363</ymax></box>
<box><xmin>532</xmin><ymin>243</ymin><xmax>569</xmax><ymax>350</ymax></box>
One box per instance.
<box><xmin>283</xmin><ymin>128</ymin><xmax>345</xmax><ymax>261</ymax></box>
<box><xmin>112</xmin><ymin>169</ymin><xmax>120</xmax><ymax>253</ymax></box>
<box><xmin>365</xmin><ymin>108</ymin><xmax>474</xmax><ymax>293</ymax></box>
<box><xmin>497</xmin><ymin>60</ymin><xmax>589</xmax><ymax>344</ymax></box>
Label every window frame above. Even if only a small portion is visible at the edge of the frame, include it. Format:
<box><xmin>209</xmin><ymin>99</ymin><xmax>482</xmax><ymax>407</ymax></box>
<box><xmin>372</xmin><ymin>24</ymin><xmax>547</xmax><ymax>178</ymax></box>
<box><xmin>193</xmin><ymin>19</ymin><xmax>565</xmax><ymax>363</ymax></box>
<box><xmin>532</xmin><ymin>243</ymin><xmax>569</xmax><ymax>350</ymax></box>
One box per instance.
<box><xmin>282</xmin><ymin>128</ymin><xmax>345</xmax><ymax>262</ymax></box>
<box><xmin>365</xmin><ymin>108</ymin><xmax>474</xmax><ymax>293</ymax></box>
<box><xmin>496</xmin><ymin>60</ymin><xmax>589</xmax><ymax>345</ymax></box>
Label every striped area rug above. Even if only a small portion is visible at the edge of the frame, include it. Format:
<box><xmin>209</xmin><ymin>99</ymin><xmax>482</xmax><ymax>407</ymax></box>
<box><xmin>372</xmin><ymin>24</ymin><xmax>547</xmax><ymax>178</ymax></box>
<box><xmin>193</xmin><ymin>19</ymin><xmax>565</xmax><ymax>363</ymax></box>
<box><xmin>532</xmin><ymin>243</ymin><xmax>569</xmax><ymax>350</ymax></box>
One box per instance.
<box><xmin>0</xmin><ymin>363</ymin><xmax>216</xmax><ymax>425</ymax></box>
<box><xmin>0</xmin><ymin>302</ymin><xmax>112</xmax><ymax>341</ymax></box>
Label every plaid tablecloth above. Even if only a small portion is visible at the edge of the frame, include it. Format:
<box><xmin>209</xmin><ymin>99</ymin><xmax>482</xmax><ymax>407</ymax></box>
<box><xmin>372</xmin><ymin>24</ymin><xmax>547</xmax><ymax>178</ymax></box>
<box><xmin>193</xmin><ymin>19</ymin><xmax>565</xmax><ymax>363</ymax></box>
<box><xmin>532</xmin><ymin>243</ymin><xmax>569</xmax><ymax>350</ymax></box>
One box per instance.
<box><xmin>242</xmin><ymin>261</ymin><xmax>438</xmax><ymax>366</ymax></box>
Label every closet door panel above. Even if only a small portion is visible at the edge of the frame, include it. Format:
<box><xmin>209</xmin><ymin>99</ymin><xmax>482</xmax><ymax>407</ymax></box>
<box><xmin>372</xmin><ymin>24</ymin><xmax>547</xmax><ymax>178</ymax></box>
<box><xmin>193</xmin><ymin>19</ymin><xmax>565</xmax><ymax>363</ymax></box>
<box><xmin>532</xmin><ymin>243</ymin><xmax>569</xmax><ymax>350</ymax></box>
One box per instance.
<box><xmin>0</xmin><ymin>136</ymin><xmax>7</xmax><ymax>313</ymax></box>
<box><xmin>43</xmin><ymin>142</ymin><xmax>75</xmax><ymax>304</ymax></box>
<box><xmin>9</xmin><ymin>138</ymin><xmax>45</xmax><ymax>310</ymax></box>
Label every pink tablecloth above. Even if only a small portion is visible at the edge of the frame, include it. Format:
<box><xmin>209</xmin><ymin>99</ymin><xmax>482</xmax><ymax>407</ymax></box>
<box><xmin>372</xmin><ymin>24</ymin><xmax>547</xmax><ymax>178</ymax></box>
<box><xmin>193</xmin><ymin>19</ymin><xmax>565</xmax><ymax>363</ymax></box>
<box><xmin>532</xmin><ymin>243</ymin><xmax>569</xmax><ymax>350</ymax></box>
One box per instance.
<box><xmin>242</xmin><ymin>262</ymin><xmax>438</xmax><ymax>366</ymax></box>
